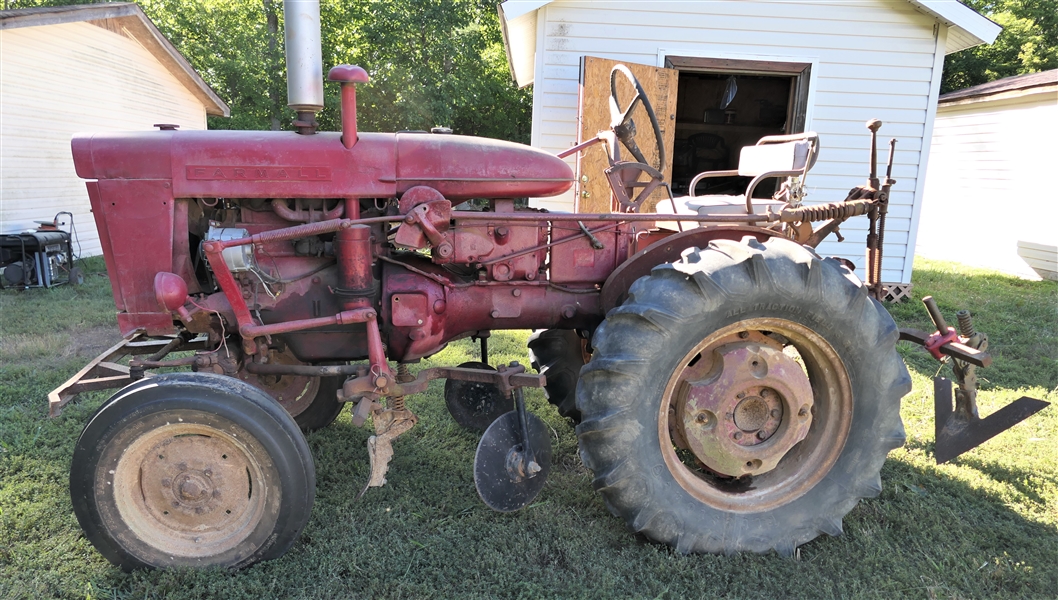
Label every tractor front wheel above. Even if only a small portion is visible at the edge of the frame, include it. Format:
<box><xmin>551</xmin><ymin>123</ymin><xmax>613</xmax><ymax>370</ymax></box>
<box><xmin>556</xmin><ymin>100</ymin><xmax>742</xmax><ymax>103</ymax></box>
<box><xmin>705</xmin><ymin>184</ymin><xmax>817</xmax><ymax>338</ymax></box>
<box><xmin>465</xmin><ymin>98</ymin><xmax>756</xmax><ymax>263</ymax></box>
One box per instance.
<box><xmin>576</xmin><ymin>237</ymin><xmax>910</xmax><ymax>555</ymax></box>
<box><xmin>70</xmin><ymin>372</ymin><xmax>315</xmax><ymax>569</ymax></box>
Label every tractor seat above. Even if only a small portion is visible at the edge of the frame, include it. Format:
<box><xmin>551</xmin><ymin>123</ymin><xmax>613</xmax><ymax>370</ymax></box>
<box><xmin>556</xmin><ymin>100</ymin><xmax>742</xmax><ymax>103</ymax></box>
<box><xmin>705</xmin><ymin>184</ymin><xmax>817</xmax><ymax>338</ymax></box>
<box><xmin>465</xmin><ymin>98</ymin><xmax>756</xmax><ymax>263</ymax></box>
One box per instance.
<box><xmin>655</xmin><ymin>133</ymin><xmax>818</xmax><ymax>230</ymax></box>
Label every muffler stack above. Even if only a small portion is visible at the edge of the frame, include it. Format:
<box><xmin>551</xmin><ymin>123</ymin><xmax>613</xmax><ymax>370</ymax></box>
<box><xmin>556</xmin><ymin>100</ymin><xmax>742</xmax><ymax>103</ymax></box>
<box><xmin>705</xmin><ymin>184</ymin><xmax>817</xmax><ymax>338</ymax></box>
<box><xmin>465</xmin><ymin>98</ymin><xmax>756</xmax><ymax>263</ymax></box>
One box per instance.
<box><xmin>283</xmin><ymin>0</ymin><xmax>324</xmax><ymax>132</ymax></box>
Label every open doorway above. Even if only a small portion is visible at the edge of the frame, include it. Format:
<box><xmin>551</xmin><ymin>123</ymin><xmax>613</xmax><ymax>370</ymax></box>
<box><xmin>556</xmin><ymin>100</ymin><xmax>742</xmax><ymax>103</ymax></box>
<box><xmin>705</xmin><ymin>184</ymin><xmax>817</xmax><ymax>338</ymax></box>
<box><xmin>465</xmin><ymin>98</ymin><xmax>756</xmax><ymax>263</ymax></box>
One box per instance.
<box><xmin>665</xmin><ymin>56</ymin><xmax>811</xmax><ymax>197</ymax></box>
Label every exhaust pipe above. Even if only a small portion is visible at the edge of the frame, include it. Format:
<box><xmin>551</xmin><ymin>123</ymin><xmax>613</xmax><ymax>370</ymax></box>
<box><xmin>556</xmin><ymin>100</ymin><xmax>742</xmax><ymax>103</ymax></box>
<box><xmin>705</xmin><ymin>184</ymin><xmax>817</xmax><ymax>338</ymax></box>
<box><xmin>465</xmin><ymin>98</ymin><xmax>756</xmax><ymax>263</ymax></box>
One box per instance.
<box><xmin>283</xmin><ymin>0</ymin><xmax>324</xmax><ymax>133</ymax></box>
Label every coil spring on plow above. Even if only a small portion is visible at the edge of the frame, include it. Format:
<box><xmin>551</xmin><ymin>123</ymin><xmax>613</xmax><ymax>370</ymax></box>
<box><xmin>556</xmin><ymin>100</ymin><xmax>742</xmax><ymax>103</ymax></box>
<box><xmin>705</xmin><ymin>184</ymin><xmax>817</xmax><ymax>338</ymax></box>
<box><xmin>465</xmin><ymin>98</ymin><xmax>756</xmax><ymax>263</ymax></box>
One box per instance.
<box><xmin>779</xmin><ymin>198</ymin><xmax>875</xmax><ymax>223</ymax></box>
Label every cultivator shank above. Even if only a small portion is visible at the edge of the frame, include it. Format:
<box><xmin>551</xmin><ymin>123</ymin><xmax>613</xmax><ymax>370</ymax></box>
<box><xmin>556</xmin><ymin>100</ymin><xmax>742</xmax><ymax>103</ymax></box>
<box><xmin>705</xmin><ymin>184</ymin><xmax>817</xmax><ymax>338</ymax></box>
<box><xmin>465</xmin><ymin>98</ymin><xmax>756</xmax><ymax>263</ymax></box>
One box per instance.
<box><xmin>899</xmin><ymin>296</ymin><xmax>1049</xmax><ymax>463</ymax></box>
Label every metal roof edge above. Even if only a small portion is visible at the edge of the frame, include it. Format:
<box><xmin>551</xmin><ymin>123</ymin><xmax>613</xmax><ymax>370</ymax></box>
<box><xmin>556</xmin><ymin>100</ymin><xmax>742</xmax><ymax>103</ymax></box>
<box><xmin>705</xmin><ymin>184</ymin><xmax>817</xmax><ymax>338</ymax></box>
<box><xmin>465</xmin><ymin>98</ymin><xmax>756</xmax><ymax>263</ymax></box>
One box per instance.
<box><xmin>939</xmin><ymin>69</ymin><xmax>1058</xmax><ymax>104</ymax></box>
<box><xmin>938</xmin><ymin>83</ymin><xmax>1058</xmax><ymax>108</ymax></box>
<box><xmin>497</xmin><ymin>3</ymin><xmax>519</xmax><ymax>86</ymax></box>
<box><xmin>910</xmin><ymin>0</ymin><xmax>1002</xmax><ymax>46</ymax></box>
<box><xmin>499</xmin><ymin>0</ymin><xmax>551</xmax><ymax>22</ymax></box>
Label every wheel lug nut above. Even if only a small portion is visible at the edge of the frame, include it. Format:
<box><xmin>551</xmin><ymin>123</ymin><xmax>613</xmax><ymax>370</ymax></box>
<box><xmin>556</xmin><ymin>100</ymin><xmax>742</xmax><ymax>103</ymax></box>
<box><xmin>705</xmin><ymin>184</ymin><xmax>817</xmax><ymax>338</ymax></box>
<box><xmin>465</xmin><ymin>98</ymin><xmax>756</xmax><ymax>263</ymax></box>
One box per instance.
<box><xmin>757</xmin><ymin>431</ymin><xmax>768</xmax><ymax>440</ymax></box>
<box><xmin>736</xmin><ymin>392</ymin><xmax>746</xmax><ymax>399</ymax></box>
<box><xmin>161</xmin><ymin>478</ymin><xmax>171</xmax><ymax>487</ymax></box>
<box><xmin>771</xmin><ymin>409</ymin><xmax>781</xmax><ymax>418</ymax></box>
<box><xmin>203</xmin><ymin>469</ymin><xmax>212</xmax><ymax>477</ymax></box>
<box><xmin>733</xmin><ymin>431</ymin><xmax>743</xmax><ymax>440</ymax></box>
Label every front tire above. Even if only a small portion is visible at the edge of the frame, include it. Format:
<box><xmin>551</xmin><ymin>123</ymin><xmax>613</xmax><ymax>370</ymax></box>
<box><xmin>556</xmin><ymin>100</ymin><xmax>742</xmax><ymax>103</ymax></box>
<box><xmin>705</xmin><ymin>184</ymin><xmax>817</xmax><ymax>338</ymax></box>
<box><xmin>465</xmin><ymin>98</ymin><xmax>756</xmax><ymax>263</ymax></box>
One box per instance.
<box><xmin>576</xmin><ymin>237</ymin><xmax>910</xmax><ymax>555</ymax></box>
<box><xmin>70</xmin><ymin>372</ymin><xmax>316</xmax><ymax>569</ymax></box>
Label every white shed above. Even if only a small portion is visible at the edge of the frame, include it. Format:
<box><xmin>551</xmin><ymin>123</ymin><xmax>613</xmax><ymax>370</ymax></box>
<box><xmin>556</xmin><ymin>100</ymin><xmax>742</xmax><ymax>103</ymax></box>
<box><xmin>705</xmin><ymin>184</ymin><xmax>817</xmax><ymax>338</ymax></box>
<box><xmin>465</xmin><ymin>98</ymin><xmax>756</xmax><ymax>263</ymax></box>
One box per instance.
<box><xmin>917</xmin><ymin>69</ymin><xmax>1058</xmax><ymax>280</ymax></box>
<box><xmin>499</xmin><ymin>0</ymin><xmax>1000</xmax><ymax>288</ymax></box>
<box><xmin>0</xmin><ymin>3</ymin><xmax>228</xmax><ymax>257</ymax></box>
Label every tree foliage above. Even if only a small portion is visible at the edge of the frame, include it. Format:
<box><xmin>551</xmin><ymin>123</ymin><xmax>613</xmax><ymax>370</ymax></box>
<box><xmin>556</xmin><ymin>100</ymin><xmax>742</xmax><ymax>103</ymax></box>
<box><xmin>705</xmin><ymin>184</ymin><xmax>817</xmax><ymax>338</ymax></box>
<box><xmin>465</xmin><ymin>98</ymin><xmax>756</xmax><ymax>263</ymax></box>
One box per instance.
<box><xmin>4</xmin><ymin>0</ymin><xmax>531</xmax><ymax>141</ymax></box>
<box><xmin>140</xmin><ymin>0</ymin><xmax>532</xmax><ymax>140</ymax></box>
<box><xmin>321</xmin><ymin>0</ymin><xmax>532</xmax><ymax>142</ymax></box>
<box><xmin>942</xmin><ymin>0</ymin><xmax>1058</xmax><ymax>93</ymax></box>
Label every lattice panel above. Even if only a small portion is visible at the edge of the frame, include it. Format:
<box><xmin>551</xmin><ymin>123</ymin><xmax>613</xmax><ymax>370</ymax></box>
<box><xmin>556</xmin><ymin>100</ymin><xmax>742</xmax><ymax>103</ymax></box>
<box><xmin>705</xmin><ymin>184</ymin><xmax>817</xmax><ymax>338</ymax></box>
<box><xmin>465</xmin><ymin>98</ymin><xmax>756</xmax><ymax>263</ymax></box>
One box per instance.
<box><xmin>881</xmin><ymin>283</ymin><xmax>913</xmax><ymax>303</ymax></box>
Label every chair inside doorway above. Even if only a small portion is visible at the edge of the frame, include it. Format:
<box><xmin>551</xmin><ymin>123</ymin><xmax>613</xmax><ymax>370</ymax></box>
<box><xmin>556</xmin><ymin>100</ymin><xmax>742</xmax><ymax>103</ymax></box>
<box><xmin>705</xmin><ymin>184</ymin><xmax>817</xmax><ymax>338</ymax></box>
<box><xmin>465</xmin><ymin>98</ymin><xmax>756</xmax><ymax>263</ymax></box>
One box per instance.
<box><xmin>665</xmin><ymin>56</ymin><xmax>812</xmax><ymax>198</ymax></box>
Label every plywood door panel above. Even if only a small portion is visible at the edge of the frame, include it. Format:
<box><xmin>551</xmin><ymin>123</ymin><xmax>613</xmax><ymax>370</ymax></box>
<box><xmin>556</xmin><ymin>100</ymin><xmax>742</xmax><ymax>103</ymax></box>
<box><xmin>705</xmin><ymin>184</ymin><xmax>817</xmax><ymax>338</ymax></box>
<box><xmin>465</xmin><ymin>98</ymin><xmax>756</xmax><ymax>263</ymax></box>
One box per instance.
<box><xmin>576</xmin><ymin>56</ymin><xmax>677</xmax><ymax>213</ymax></box>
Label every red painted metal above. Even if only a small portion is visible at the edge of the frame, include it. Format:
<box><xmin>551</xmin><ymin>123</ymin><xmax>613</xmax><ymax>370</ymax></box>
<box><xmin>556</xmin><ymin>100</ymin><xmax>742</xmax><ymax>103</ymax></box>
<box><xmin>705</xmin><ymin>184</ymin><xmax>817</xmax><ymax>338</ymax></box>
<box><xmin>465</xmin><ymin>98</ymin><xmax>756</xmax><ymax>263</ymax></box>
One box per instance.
<box><xmin>925</xmin><ymin>327</ymin><xmax>960</xmax><ymax>360</ymax></box>
<box><xmin>242</xmin><ymin>307</ymin><xmax>375</xmax><ymax>338</ymax></box>
<box><xmin>335</xmin><ymin>224</ymin><xmax>374</xmax><ymax>305</ymax></box>
<box><xmin>72</xmin><ymin>131</ymin><xmax>574</xmax><ymax>201</ymax></box>
<box><xmin>153</xmin><ymin>272</ymin><xmax>190</xmax><ymax>321</ymax></box>
<box><xmin>328</xmin><ymin>65</ymin><xmax>369</xmax><ymax>149</ymax></box>
<box><xmin>271</xmin><ymin>198</ymin><xmax>344</xmax><ymax>222</ymax></box>
<box><xmin>68</xmin><ymin>66</ymin><xmax>808</xmax><ymax>385</ymax></box>
<box><xmin>599</xmin><ymin>225</ymin><xmax>777</xmax><ymax>313</ymax></box>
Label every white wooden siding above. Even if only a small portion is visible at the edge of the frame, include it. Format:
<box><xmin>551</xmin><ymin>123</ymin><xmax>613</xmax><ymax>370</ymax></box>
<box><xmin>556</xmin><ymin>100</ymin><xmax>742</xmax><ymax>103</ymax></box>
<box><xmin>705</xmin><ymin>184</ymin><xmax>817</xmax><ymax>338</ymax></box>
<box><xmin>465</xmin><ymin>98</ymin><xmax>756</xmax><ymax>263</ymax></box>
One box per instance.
<box><xmin>1</xmin><ymin>22</ymin><xmax>207</xmax><ymax>257</ymax></box>
<box><xmin>528</xmin><ymin>0</ymin><xmax>946</xmax><ymax>283</ymax></box>
<box><xmin>917</xmin><ymin>90</ymin><xmax>1058</xmax><ymax>279</ymax></box>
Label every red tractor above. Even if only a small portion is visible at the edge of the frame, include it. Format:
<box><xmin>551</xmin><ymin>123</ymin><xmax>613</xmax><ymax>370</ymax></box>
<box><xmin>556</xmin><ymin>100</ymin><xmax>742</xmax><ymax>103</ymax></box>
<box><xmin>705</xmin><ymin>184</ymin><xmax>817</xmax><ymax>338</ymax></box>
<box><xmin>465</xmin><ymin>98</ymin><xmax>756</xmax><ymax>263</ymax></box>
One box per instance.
<box><xmin>54</xmin><ymin>1</ymin><xmax>1046</xmax><ymax>570</ymax></box>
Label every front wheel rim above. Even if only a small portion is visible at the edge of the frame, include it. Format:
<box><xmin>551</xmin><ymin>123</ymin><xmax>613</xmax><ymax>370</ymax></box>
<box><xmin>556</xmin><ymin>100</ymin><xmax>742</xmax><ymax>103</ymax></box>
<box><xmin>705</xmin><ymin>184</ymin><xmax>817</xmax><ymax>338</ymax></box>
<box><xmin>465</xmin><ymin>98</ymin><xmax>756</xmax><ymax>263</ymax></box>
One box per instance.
<box><xmin>659</xmin><ymin>318</ymin><xmax>853</xmax><ymax>513</ymax></box>
<box><xmin>110</xmin><ymin>421</ymin><xmax>270</xmax><ymax>558</ymax></box>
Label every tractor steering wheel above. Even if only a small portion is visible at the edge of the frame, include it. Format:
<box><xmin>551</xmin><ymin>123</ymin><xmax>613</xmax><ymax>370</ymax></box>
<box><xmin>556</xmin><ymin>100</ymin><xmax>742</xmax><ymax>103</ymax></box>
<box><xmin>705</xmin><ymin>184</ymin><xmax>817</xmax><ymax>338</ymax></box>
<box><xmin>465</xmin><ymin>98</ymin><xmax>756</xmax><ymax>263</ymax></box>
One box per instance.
<box><xmin>609</xmin><ymin>64</ymin><xmax>666</xmax><ymax>174</ymax></box>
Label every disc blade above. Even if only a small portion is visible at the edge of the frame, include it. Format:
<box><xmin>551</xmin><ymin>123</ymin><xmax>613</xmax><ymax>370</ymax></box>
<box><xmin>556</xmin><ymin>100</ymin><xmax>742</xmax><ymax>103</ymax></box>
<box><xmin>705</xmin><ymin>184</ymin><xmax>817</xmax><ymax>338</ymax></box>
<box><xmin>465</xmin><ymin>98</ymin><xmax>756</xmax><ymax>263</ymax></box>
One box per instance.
<box><xmin>444</xmin><ymin>361</ymin><xmax>512</xmax><ymax>431</ymax></box>
<box><xmin>474</xmin><ymin>411</ymin><xmax>552</xmax><ymax>512</ymax></box>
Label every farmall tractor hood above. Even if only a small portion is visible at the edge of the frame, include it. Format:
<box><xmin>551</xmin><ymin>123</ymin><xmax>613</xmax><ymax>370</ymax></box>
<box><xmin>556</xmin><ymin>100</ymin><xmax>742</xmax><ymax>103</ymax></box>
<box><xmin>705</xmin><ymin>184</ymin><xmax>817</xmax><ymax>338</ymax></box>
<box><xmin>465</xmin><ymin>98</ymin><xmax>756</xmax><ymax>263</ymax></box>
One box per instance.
<box><xmin>71</xmin><ymin>129</ymin><xmax>573</xmax><ymax>200</ymax></box>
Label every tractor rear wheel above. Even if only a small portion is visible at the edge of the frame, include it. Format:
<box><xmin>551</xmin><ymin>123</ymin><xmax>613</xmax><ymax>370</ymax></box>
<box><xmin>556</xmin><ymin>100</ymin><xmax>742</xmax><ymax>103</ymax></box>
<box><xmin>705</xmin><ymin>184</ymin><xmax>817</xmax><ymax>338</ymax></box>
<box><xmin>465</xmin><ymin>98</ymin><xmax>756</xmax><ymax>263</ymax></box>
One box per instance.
<box><xmin>528</xmin><ymin>329</ymin><xmax>587</xmax><ymax>422</ymax></box>
<box><xmin>70</xmin><ymin>372</ymin><xmax>315</xmax><ymax>569</ymax></box>
<box><xmin>575</xmin><ymin>236</ymin><xmax>910</xmax><ymax>555</ymax></box>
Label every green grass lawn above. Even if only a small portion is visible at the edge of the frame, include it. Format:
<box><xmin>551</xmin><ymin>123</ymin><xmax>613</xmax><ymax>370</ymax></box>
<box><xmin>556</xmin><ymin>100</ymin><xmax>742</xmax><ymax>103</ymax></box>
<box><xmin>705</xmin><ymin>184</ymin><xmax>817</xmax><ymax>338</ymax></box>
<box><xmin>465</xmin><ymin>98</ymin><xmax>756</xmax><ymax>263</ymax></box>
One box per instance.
<box><xmin>1</xmin><ymin>257</ymin><xmax>1055</xmax><ymax>599</ymax></box>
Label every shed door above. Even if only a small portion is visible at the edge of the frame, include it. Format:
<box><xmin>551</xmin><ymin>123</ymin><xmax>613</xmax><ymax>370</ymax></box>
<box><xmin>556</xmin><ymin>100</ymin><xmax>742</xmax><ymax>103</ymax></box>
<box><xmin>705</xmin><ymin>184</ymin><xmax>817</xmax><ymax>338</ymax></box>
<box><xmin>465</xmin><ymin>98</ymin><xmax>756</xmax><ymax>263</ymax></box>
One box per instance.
<box><xmin>576</xmin><ymin>56</ymin><xmax>678</xmax><ymax>213</ymax></box>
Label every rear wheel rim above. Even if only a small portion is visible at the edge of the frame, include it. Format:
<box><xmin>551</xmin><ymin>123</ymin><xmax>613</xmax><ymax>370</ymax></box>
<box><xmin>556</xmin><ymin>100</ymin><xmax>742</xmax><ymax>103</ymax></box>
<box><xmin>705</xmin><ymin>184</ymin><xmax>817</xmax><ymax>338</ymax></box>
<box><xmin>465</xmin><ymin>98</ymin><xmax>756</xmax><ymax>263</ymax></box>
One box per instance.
<box><xmin>659</xmin><ymin>318</ymin><xmax>853</xmax><ymax>513</ymax></box>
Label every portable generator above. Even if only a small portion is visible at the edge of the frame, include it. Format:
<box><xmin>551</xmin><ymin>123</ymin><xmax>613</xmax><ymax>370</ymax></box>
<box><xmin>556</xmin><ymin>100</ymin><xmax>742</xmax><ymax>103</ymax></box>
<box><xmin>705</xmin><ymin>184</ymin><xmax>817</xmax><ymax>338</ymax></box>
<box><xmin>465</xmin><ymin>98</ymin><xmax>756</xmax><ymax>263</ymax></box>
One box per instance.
<box><xmin>0</xmin><ymin>212</ymin><xmax>82</xmax><ymax>289</ymax></box>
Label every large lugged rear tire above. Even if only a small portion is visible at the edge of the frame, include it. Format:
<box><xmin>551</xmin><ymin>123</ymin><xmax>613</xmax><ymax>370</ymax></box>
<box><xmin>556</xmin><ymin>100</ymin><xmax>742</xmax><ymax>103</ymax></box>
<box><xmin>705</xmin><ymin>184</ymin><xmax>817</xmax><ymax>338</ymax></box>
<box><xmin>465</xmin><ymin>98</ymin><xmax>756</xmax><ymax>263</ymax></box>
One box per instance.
<box><xmin>70</xmin><ymin>373</ymin><xmax>316</xmax><ymax>569</ymax></box>
<box><xmin>576</xmin><ymin>236</ymin><xmax>910</xmax><ymax>555</ymax></box>
<box><xmin>527</xmin><ymin>329</ymin><xmax>587</xmax><ymax>422</ymax></box>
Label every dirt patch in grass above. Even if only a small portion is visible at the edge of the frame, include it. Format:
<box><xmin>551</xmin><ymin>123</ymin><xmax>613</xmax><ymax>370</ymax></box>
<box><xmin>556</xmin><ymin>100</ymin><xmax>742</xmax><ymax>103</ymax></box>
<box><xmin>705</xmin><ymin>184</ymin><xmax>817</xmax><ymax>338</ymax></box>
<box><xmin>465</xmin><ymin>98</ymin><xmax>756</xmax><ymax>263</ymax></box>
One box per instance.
<box><xmin>65</xmin><ymin>324</ymin><xmax>123</xmax><ymax>359</ymax></box>
<box><xmin>0</xmin><ymin>325</ymin><xmax>120</xmax><ymax>364</ymax></box>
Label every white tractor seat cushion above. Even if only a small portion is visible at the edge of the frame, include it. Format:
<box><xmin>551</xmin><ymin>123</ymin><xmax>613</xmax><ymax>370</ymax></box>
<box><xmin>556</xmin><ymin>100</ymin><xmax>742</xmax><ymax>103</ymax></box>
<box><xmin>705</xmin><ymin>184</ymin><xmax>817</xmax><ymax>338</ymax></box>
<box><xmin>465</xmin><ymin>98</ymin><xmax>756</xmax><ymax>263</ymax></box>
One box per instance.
<box><xmin>655</xmin><ymin>195</ymin><xmax>785</xmax><ymax>230</ymax></box>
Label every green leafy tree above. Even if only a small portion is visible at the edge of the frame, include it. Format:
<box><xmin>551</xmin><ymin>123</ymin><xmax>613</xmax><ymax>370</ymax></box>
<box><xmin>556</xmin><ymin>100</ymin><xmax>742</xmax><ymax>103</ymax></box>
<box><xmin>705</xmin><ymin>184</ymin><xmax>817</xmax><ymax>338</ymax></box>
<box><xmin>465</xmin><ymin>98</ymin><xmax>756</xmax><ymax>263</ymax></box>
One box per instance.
<box><xmin>320</xmin><ymin>0</ymin><xmax>531</xmax><ymax>141</ymax></box>
<box><xmin>4</xmin><ymin>0</ymin><xmax>530</xmax><ymax>140</ymax></box>
<box><xmin>943</xmin><ymin>0</ymin><xmax>1058</xmax><ymax>92</ymax></box>
<box><xmin>138</xmin><ymin>0</ymin><xmax>289</xmax><ymax>131</ymax></box>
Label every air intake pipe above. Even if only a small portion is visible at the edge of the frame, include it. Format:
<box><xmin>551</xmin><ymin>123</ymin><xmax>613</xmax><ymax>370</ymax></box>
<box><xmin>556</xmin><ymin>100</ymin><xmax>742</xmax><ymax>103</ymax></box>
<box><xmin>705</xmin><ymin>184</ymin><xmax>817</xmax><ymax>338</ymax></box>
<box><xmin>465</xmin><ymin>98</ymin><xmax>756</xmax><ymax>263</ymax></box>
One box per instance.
<box><xmin>283</xmin><ymin>0</ymin><xmax>324</xmax><ymax>133</ymax></box>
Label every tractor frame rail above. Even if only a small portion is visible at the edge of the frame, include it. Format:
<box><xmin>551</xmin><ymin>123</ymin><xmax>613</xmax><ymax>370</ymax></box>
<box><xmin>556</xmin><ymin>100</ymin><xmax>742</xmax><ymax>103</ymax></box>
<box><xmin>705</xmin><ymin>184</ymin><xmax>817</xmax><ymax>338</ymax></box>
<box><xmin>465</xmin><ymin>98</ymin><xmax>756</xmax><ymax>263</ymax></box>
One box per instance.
<box><xmin>47</xmin><ymin>331</ymin><xmax>209</xmax><ymax>417</ymax></box>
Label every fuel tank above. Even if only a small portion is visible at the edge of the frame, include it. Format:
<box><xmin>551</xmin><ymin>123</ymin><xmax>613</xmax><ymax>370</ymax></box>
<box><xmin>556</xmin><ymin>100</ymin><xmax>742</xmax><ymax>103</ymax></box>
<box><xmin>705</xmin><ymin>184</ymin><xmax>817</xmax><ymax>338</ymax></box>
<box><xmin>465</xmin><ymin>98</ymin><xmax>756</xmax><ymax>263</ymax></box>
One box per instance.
<box><xmin>71</xmin><ymin>130</ymin><xmax>573</xmax><ymax>200</ymax></box>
